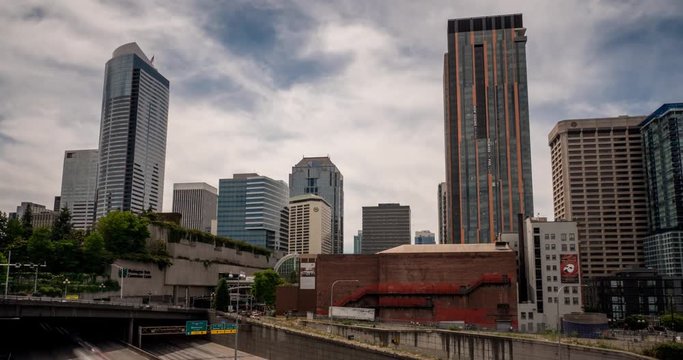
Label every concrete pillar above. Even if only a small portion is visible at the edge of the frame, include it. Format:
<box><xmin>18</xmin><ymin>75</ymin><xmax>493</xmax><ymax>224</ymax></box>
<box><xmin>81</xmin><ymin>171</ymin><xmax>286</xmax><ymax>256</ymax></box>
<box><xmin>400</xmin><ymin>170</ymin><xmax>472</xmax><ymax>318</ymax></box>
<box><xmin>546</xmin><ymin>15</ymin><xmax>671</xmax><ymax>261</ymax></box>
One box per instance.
<box><xmin>128</xmin><ymin>318</ymin><xmax>134</xmax><ymax>344</ymax></box>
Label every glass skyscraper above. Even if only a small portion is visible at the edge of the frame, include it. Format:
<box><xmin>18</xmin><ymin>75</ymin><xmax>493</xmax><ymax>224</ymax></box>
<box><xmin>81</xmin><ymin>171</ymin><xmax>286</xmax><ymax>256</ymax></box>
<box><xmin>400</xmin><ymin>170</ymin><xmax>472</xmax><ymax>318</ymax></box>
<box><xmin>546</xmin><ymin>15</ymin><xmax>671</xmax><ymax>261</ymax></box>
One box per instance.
<box><xmin>217</xmin><ymin>173</ymin><xmax>289</xmax><ymax>251</ymax></box>
<box><xmin>60</xmin><ymin>149</ymin><xmax>98</xmax><ymax>230</ymax></box>
<box><xmin>642</xmin><ymin>103</ymin><xmax>683</xmax><ymax>276</ymax></box>
<box><xmin>289</xmin><ymin>156</ymin><xmax>344</xmax><ymax>253</ymax></box>
<box><xmin>95</xmin><ymin>43</ymin><xmax>169</xmax><ymax>220</ymax></box>
<box><xmin>443</xmin><ymin>14</ymin><xmax>534</xmax><ymax>244</ymax></box>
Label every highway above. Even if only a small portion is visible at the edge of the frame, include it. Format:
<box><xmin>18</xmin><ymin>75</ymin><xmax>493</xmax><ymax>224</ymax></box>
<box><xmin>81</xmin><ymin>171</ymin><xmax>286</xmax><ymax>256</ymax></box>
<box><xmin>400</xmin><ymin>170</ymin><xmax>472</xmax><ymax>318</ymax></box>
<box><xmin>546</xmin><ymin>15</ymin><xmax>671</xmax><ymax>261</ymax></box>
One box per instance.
<box><xmin>143</xmin><ymin>338</ymin><xmax>265</xmax><ymax>359</ymax></box>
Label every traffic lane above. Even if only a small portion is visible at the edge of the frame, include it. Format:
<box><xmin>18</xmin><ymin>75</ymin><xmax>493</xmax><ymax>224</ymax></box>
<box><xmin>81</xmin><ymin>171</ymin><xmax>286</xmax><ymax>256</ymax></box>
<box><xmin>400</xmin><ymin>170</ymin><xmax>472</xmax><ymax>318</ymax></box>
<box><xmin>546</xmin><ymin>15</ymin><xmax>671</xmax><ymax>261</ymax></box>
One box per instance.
<box><xmin>143</xmin><ymin>338</ymin><xmax>265</xmax><ymax>360</ymax></box>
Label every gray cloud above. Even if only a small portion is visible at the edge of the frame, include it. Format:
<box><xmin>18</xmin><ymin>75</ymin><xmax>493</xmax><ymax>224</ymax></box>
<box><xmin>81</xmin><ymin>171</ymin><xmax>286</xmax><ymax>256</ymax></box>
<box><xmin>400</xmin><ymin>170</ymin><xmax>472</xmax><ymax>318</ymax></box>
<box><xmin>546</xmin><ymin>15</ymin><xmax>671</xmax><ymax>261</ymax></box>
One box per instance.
<box><xmin>1</xmin><ymin>0</ymin><xmax>682</xmax><ymax>253</ymax></box>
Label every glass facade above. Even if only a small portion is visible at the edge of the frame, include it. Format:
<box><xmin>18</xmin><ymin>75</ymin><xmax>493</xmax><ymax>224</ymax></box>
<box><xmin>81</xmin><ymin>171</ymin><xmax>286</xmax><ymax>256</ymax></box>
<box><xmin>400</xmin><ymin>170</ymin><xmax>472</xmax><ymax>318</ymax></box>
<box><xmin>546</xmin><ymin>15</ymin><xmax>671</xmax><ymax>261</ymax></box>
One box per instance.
<box><xmin>217</xmin><ymin>174</ymin><xmax>289</xmax><ymax>251</ymax></box>
<box><xmin>444</xmin><ymin>14</ymin><xmax>534</xmax><ymax>244</ymax></box>
<box><xmin>642</xmin><ymin>103</ymin><xmax>683</xmax><ymax>276</ymax></box>
<box><xmin>60</xmin><ymin>149</ymin><xmax>98</xmax><ymax>230</ymax></box>
<box><xmin>95</xmin><ymin>43</ymin><xmax>169</xmax><ymax>220</ymax></box>
<box><xmin>289</xmin><ymin>157</ymin><xmax>344</xmax><ymax>253</ymax></box>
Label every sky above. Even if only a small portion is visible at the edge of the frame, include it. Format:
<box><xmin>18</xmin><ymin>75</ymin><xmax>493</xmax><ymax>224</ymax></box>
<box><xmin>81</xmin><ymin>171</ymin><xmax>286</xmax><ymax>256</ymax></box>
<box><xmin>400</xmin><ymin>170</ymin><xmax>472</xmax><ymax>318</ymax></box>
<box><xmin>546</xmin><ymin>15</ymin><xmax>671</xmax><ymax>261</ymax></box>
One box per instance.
<box><xmin>1</xmin><ymin>0</ymin><xmax>682</xmax><ymax>253</ymax></box>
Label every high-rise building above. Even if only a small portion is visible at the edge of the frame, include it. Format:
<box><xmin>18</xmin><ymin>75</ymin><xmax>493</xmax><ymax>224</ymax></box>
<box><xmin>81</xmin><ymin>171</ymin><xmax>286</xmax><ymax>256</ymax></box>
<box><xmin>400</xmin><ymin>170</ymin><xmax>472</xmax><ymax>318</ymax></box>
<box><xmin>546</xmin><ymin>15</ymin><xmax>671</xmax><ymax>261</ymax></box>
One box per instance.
<box><xmin>53</xmin><ymin>196</ymin><xmax>61</xmax><ymax>212</ymax></box>
<box><xmin>95</xmin><ymin>42</ymin><xmax>169</xmax><ymax>220</ymax></box>
<box><xmin>217</xmin><ymin>173</ymin><xmax>289</xmax><ymax>251</ymax></box>
<box><xmin>518</xmin><ymin>217</ymin><xmax>582</xmax><ymax>332</ymax></box>
<box><xmin>438</xmin><ymin>182</ymin><xmax>447</xmax><ymax>243</ymax></box>
<box><xmin>415</xmin><ymin>230</ymin><xmax>436</xmax><ymax>245</ymax></box>
<box><xmin>288</xmin><ymin>194</ymin><xmax>332</xmax><ymax>255</ymax></box>
<box><xmin>353</xmin><ymin>230</ymin><xmax>362</xmax><ymax>254</ymax></box>
<box><xmin>289</xmin><ymin>156</ymin><xmax>344</xmax><ymax>254</ymax></box>
<box><xmin>443</xmin><ymin>14</ymin><xmax>534</xmax><ymax>244</ymax></box>
<box><xmin>172</xmin><ymin>182</ymin><xmax>217</xmax><ymax>233</ymax></box>
<box><xmin>361</xmin><ymin>203</ymin><xmax>410</xmax><ymax>254</ymax></box>
<box><xmin>641</xmin><ymin>103</ymin><xmax>683</xmax><ymax>276</ymax></box>
<box><xmin>60</xmin><ymin>149</ymin><xmax>98</xmax><ymax>230</ymax></box>
<box><xmin>12</xmin><ymin>202</ymin><xmax>48</xmax><ymax>220</ymax></box>
<box><xmin>548</xmin><ymin>116</ymin><xmax>646</xmax><ymax>278</ymax></box>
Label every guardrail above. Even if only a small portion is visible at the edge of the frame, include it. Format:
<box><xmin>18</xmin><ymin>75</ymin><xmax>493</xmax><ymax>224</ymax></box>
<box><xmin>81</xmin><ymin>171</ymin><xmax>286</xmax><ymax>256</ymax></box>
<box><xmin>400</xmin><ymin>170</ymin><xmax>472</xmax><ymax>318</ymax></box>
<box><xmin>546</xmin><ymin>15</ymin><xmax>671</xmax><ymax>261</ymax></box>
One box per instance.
<box><xmin>0</xmin><ymin>294</ymin><xmax>205</xmax><ymax>312</ymax></box>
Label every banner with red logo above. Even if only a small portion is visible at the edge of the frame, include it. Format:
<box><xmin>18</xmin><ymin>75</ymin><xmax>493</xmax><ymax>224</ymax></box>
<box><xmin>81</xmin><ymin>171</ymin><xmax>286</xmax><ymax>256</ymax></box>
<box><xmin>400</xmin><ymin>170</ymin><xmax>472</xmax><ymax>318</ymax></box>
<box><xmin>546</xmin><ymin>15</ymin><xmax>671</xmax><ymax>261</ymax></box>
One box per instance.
<box><xmin>560</xmin><ymin>254</ymin><xmax>579</xmax><ymax>283</ymax></box>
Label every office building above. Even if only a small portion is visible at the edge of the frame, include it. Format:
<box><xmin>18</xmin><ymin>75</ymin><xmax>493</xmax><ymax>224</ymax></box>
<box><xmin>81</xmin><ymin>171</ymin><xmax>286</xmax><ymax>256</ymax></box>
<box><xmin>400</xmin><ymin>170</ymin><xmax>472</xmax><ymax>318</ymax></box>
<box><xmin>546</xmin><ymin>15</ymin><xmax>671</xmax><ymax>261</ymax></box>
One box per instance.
<box><xmin>438</xmin><ymin>182</ymin><xmax>447</xmax><ymax>243</ymax></box>
<box><xmin>12</xmin><ymin>202</ymin><xmax>48</xmax><ymax>220</ymax></box>
<box><xmin>172</xmin><ymin>182</ymin><xmax>217</xmax><ymax>233</ymax></box>
<box><xmin>548</xmin><ymin>116</ymin><xmax>646</xmax><ymax>278</ymax></box>
<box><xmin>642</xmin><ymin>103</ymin><xmax>683</xmax><ymax>276</ymax></box>
<box><xmin>518</xmin><ymin>217</ymin><xmax>581</xmax><ymax>332</ymax></box>
<box><xmin>443</xmin><ymin>14</ymin><xmax>534</xmax><ymax>244</ymax></box>
<box><xmin>361</xmin><ymin>203</ymin><xmax>410</xmax><ymax>254</ymax></box>
<box><xmin>288</xmin><ymin>194</ymin><xmax>332</xmax><ymax>255</ymax></box>
<box><xmin>353</xmin><ymin>230</ymin><xmax>362</xmax><ymax>254</ymax></box>
<box><xmin>415</xmin><ymin>230</ymin><xmax>436</xmax><ymax>245</ymax></box>
<box><xmin>289</xmin><ymin>156</ymin><xmax>343</xmax><ymax>254</ymax></box>
<box><xmin>217</xmin><ymin>173</ymin><xmax>289</xmax><ymax>251</ymax></box>
<box><xmin>60</xmin><ymin>149</ymin><xmax>98</xmax><ymax>230</ymax></box>
<box><xmin>589</xmin><ymin>268</ymin><xmax>683</xmax><ymax>321</ymax></box>
<box><xmin>53</xmin><ymin>196</ymin><xmax>61</xmax><ymax>212</ymax></box>
<box><xmin>32</xmin><ymin>211</ymin><xmax>58</xmax><ymax>230</ymax></box>
<box><xmin>95</xmin><ymin>42</ymin><xmax>169</xmax><ymax>220</ymax></box>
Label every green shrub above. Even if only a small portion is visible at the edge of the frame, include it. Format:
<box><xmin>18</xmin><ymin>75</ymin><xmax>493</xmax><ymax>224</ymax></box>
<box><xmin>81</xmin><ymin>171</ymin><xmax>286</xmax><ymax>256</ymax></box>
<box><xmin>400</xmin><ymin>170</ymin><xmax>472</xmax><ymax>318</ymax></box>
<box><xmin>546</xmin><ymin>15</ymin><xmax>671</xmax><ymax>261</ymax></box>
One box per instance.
<box><xmin>644</xmin><ymin>342</ymin><xmax>683</xmax><ymax>360</ymax></box>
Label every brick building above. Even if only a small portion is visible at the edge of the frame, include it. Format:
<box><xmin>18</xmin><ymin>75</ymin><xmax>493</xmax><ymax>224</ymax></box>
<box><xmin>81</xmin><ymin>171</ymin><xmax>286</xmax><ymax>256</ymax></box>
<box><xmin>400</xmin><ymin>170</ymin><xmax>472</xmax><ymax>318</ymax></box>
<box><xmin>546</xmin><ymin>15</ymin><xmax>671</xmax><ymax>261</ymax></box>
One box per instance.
<box><xmin>315</xmin><ymin>243</ymin><xmax>518</xmax><ymax>329</ymax></box>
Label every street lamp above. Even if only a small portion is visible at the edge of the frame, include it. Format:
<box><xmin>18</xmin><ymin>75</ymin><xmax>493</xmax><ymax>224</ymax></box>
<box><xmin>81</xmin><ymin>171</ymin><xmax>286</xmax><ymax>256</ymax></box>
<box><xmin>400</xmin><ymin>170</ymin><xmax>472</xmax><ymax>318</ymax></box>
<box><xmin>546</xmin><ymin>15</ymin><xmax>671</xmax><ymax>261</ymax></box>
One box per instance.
<box><xmin>557</xmin><ymin>284</ymin><xmax>588</xmax><ymax>359</ymax></box>
<box><xmin>63</xmin><ymin>278</ymin><xmax>70</xmax><ymax>298</ymax></box>
<box><xmin>27</xmin><ymin>262</ymin><xmax>47</xmax><ymax>295</ymax></box>
<box><xmin>229</xmin><ymin>272</ymin><xmax>246</xmax><ymax>360</ymax></box>
<box><xmin>329</xmin><ymin>279</ymin><xmax>359</xmax><ymax>319</ymax></box>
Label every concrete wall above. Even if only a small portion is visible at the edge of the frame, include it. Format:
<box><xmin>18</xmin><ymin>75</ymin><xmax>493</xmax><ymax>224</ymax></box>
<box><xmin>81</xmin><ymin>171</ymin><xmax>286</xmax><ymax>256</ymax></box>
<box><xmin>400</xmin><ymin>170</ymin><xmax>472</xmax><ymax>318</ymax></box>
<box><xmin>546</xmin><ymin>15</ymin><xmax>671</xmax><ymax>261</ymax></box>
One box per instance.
<box><xmin>302</xmin><ymin>321</ymin><xmax>652</xmax><ymax>360</ymax></box>
<box><xmin>209</xmin><ymin>313</ymin><xmax>418</xmax><ymax>360</ymax></box>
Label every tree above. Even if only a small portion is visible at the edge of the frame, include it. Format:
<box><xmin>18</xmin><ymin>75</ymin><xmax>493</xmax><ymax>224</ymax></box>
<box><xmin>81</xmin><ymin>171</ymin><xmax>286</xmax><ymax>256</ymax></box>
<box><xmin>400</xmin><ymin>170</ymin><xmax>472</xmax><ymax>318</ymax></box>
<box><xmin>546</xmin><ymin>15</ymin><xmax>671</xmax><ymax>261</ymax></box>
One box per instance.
<box><xmin>5</xmin><ymin>218</ymin><xmax>23</xmax><ymax>244</ymax></box>
<box><xmin>52</xmin><ymin>238</ymin><xmax>81</xmax><ymax>273</ymax></box>
<box><xmin>82</xmin><ymin>231</ymin><xmax>108</xmax><ymax>274</ymax></box>
<box><xmin>0</xmin><ymin>252</ymin><xmax>7</xmax><ymax>285</ymax></box>
<box><xmin>214</xmin><ymin>278</ymin><xmax>229</xmax><ymax>311</ymax></box>
<box><xmin>52</xmin><ymin>207</ymin><xmax>73</xmax><ymax>241</ymax></box>
<box><xmin>97</xmin><ymin>211</ymin><xmax>150</xmax><ymax>256</ymax></box>
<box><xmin>252</xmin><ymin>269</ymin><xmax>284</xmax><ymax>307</ymax></box>
<box><xmin>21</xmin><ymin>206</ymin><xmax>33</xmax><ymax>240</ymax></box>
<box><xmin>27</xmin><ymin>227</ymin><xmax>54</xmax><ymax>265</ymax></box>
<box><xmin>0</xmin><ymin>211</ymin><xmax>8</xmax><ymax>248</ymax></box>
<box><xmin>624</xmin><ymin>314</ymin><xmax>648</xmax><ymax>330</ymax></box>
<box><xmin>661</xmin><ymin>313</ymin><xmax>683</xmax><ymax>332</ymax></box>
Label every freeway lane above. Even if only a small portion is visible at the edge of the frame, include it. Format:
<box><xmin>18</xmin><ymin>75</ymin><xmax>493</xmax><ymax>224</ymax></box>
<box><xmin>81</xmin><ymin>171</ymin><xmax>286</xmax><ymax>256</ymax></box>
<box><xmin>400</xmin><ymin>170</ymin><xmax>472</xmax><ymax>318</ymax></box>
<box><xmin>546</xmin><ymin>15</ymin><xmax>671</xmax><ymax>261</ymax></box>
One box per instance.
<box><xmin>142</xmin><ymin>337</ymin><xmax>265</xmax><ymax>360</ymax></box>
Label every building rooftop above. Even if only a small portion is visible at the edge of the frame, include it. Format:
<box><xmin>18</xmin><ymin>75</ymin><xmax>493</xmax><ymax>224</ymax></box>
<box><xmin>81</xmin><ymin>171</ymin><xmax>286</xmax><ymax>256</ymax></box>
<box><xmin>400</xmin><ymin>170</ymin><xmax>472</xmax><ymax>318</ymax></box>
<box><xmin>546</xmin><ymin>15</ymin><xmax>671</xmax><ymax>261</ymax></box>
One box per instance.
<box><xmin>112</xmin><ymin>42</ymin><xmax>152</xmax><ymax>65</ymax></box>
<box><xmin>294</xmin><ymin>156</ymin><xmax>337</xmax><ymax>168</ymax></box>
<box><xmin>640</xmin><ymin>103</ymin><xmax>683</xmax><ymax>127</ymax></box>
<box><xmin>379</xmin><ymin>243</ymin><xmax>511</xmax><ymax>254</ymax></box>
<box><xmin>448</xmin><ymin>14</ymin><xmax>523</xmax><ymax>34</ymax></box>
<box><xmin>289</xmin><ymin>194</ymin><xmax>330</xmax><ymax>207</ymax></box>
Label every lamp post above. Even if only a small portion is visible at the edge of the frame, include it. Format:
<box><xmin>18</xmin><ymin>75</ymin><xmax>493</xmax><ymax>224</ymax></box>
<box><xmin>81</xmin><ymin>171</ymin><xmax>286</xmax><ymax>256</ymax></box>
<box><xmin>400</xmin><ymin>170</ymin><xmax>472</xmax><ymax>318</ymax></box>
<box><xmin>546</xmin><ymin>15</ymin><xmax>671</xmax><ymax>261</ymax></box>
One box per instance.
<box><xmin>557</xmin><ymin>283</ymin><xmax>588</xmax><ymax>360</ymax></box>
<box><xmin>111</xmin><ymin>263</ymin><xmax>125</xmax><ymax>299</ymax></box>
<box><xmin>28</xmin><ymin>262</ymin><xmax>47</xmax><ymax>295</ymax></box>
<box><xmin>2</xmin><ymin>251</ymin><xmax>12</xmax><ymax>299</ymax></box>
<box><xmin>230</xmin><ymin>272</ymin><xmax>246</xmax><ymax>360</ymax></box>
<box><xmin>329</xmin><ymin>279</ymin><xmax>359</xmax><ymax>319</ymax></box>
<box><xmin>63</xmin><ymin>278</ymin><xmax>70</xmax><ymax>298</ymax></box>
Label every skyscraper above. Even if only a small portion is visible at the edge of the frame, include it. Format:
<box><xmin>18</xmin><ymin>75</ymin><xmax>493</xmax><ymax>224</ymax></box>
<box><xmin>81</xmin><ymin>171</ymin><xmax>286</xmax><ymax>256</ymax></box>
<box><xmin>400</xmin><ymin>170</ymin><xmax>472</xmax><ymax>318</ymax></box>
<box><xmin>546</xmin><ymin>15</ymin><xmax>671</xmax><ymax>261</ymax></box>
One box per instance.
<box><xmin>288</xmin><ymin>194</ymin><xmax>332</xmax><ymax>255</ymax></box>
<box><xmin>217</xmin><ymin>173</ymin><xmax>289</xmax><ymax>251</ymax></box>
<box><xmin>549</xmin><ymin>116</ymin><xmax>646</xmax><ymax>278</ymax></box>
<box><xmin>443</xmin><ymin>14</ymin><xmax>534</xmax><ymax>244</ymax></box>
<box><xmin>438</xmin><ymin>182</ymin><xmax>447</xmax><ymax>244</ymax></box>
<box><xmin>415</xmin><ymin>230</ymin><xmax>436</xmax><ymax>245</ymax></box>
<box><xmin>60</xmin><ymin>149</ymin><xmax>98</xmax><ymax>230</ymax></box>
<box><xmin>172</xmin><ymin>182</ymin><xmax>217</xmax><ymax>233</ymax></box>
<box><xmin>289</xmin><ymin>156</ymin><xmax>344</xmax><ymax>253</ymax></box>
<box><xmin>95</xmin><ymin>42</ymin><xmax>169</xmax><ymax>220</ymax></box>
<box><xmin>361</xmin><ymin>203</ymin><xmax>410</xmax><ymax>254</ymax></box>
<box><xmin>641</xmin><ymin>103</ymin><xmax>683</xmax><ymax>276</ymax></box>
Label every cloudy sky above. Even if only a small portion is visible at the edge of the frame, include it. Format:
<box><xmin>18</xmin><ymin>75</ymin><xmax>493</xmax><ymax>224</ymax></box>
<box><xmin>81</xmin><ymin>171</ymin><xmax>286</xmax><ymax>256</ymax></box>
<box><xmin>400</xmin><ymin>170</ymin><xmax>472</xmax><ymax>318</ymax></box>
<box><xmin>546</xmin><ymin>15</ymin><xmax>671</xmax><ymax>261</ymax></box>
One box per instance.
<box><xmin>1</xmin><ymin>0</ymin><xmax>682</xmax><ymax>253</ymax></box>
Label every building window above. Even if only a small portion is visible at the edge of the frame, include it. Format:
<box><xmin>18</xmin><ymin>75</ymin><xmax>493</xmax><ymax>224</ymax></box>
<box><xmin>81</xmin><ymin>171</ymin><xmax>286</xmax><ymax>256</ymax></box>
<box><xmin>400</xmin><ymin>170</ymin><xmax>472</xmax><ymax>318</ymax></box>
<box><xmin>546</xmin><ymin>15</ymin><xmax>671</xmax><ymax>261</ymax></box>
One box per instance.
<box><xmin>545</xmin><ymin>234</ymin><xmax>549</xmax><ymax>239</ymax></box>
<box><xmin>551</xmin><ymin>234</ymin><xmax>556</xmax><ymax>240</ymax></box>
<box><xmin>569</xmin><ymin>233</ymin><xmax>575</xmax><ymax>241</ymax></box>
<box><xmin>553</xmin><ymin>276</ymin><xmax>558</xmax><ymax>282</ymax></box>
<box><xmin>565</xmin><ymin>297</ymin><xmax>571</xmax><ymax>305</ymax></box>
<box><xmin>551</xmin><ymin>244</ymin><xmax>556</xmax><ymax>250</ymax></box>
<box><xmin>547</xmin><ymin>265</ymin><xmax>551</xmax><ymax>271</ymax></box>
<box><xmin>570</xmin><ymin>244</ymin><xmax>576</xmax><ymax>251</ymax></box>
<box><xmin>528</xmin><ymin>312</ymin><xmax>534</xmax><ymax>320</ymax></box>
<box><xmin>552</xmin><ymin>265</ymin><xmax>557</xmax><ymax>271</ymax></box>
<box><xmin>562</xmin><ymin>244</ymin><xmax>567</xmax><ymax>251</ymax></box>
<box><xmin>555</xmin><ymin>297</ymin><xmax>558</xmax><ymax>303</ymax></box>
<box><xmin>548</xmin><ymin>297</ymin><xmax>553</xmax><ymax>303</ymax></box>
<box><xmin>547</xmin><ymin>286</ymin><xmax>552</xmax><ymax>292</ymax></box>
<box><xmin>521</xmin><ymin>312</ymin><xmax>527</xmax><ymax>319</ymax></box>
<box><xmin>564</xmin><ymin>287</ymin><xmax>570</xmax><ymax>294</ymax></box>
<box><xmin>572</xmin><ymin>286</ymin><xmax>578</xmax><ymax>294</ymax></box>
<box><xmin>546</xmin><ymin>255</ymin><xmax>550</xmax><ymax>260</ymax></box>
<box><xmin>545</xmin><ymin>244</ymin><xmax>550</xmax><ymax>250</ymax></box>
<box><xmin>573</xmin><ymin>297</ymin><xmax>579</xmax><ymax>305</ymax></box>
<box><xmin>553</xmin><ymin>286</ymin><xmax>558</xmax><ymax>293</ymax></box>
<box><xmin>561</xmin><ymin>233</ymin><xmax>567</xmax><ymax>241</ymax></box>
<box><xmin>547</xmin><ymin>276</ymin><xmax>551</xmax><ymax>281</ymax></box>
<box><xmin>552</xmin><ymin>255</ymin><xmax>557</xmax><ymax>260</ymax></box>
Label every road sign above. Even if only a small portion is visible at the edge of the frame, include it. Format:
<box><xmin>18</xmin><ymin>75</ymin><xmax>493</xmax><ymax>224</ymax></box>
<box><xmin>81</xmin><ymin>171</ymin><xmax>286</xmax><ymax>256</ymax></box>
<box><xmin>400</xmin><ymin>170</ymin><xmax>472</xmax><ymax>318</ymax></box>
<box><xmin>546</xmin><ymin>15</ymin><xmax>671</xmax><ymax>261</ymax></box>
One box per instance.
<box><xmin>210</xmin><ymin>322</ymin><xmax>237</xmax><ymax>335</ymax></box>
<box><xmin>65</xmin><ymin>294</ymin><xmax>79</xmax><ymax>300</ymax></box>
<box><xmin>185</xmin><ymin>320</ymin><xmax>208</xmax><ymax>335</ymax></box>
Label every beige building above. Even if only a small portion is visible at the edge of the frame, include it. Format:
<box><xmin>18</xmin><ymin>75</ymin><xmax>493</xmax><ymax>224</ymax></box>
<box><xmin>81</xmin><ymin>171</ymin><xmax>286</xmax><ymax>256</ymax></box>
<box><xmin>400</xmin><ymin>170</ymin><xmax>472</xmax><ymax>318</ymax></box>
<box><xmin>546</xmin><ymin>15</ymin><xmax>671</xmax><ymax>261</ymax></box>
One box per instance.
<box><xmin>548</xmin><ymin>116</ymin><xmax>647</xmax><ymax>278</ymax></box>
<box><xmin>289</xmin><ymin>194</ymin><xmax>332</xmax><ymax>255</ymax></box>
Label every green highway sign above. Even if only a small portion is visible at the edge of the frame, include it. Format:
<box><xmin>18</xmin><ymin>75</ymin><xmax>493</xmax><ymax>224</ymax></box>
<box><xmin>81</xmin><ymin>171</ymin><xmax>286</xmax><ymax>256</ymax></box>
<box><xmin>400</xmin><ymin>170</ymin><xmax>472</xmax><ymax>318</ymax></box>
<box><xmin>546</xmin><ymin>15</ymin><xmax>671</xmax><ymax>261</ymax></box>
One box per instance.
<box><xmin>185</xmin><ymin>320</ymin><xmax>208</xmax><ymax>335</ymax></box>
<box><xmin>210</xmin><ymin>322</ymin><xmax>237</xmax><ymax>335</ymax></box>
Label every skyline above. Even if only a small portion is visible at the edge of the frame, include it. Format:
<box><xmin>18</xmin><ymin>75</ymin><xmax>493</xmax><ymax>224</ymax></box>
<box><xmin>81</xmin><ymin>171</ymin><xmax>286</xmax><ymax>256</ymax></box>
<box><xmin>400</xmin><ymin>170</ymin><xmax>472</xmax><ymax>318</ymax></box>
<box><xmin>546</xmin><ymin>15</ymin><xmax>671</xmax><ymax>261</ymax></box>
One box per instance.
<box><xmin>1</xmin><ymin>1</ymin><xmax>682</xmax><ymax>253</ymax></box>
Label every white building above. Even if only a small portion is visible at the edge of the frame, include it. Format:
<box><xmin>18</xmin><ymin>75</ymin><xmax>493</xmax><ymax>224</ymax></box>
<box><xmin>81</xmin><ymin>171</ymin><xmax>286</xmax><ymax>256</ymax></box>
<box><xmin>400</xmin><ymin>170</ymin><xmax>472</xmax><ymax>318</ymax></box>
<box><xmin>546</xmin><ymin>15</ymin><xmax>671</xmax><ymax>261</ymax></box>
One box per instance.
<box><xmin>288</xmin><ymin>194</ymin><xmax>332</xmax><ymax>255</ymax></box>
<box><xmin>60</xmin><ymin>149</ymin><xmax>98</xmax><ymax>230</ymax></box>
<box><xmin>172</xmin><ymin>182</ymin><xmax>217</xmax><ymax>233</ymax></box>
<box><xmin>517</xmin><ymin>217</ymin><xmax>583</xmax><ymax>332</ymax></box>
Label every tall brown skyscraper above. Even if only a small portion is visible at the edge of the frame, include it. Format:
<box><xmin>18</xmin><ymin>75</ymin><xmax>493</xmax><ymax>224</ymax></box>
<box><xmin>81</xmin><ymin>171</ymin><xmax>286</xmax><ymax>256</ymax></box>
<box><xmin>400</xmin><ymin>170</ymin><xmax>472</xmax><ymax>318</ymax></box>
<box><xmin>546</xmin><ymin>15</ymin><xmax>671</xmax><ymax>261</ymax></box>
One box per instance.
<box><xmin>548</xmin><ymin>116</ymin><xmax>646</xmax><ymax>278</ymax></box>
<box><xmin>444</xmin><ymin>14</ymin><xmax>534</xmax><ymax>244</ymax></box>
